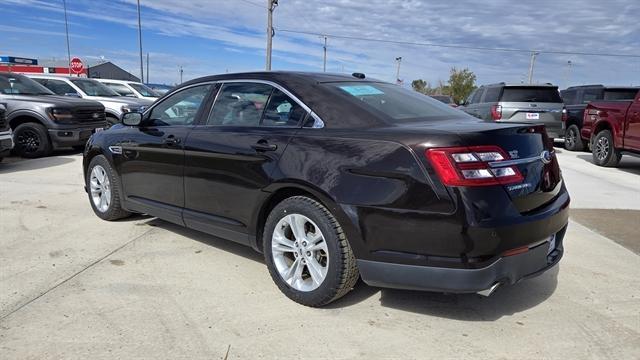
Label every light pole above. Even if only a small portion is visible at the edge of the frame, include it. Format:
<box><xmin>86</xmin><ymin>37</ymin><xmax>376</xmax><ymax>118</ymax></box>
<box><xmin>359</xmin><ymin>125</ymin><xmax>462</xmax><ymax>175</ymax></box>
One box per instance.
<box><xmin>564</xmin><ymin>60</ymin><xmax>573</xmax><ymax>88</ymax></box>
<box><xmin>395</xmin><ymin>57</ymin><xmax>402</xmax><ymax>85</ymax></box>
<box><xmin>322</xmin><ymin>36</ymin><xmax>327</xmax><ymax>72</ymax></box>
<box><xmin>62</xmin><ymin>0</ymin><xmax>71</xmax><ymax>76</ymax></box>
<box><xmin>137</xmin><ymin>0</ymin><xmax>144</xmax><ymax>82</ymax></box>
<box><xmin>266</xmin><ymin>0</ymin><xmax>278</xmax><ymax>71</ymax></box>
<box><xmin>527</xmin><ymin>51</ymin><xmax>539</xmax><ymax>84</ymax></box>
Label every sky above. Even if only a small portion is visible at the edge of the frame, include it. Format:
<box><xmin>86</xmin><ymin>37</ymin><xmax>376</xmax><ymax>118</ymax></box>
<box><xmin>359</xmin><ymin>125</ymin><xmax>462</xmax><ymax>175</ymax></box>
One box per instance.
<box><xmin>1</xmin><ymin>0</ymin><xmax>638</xmax><ymax>87</ymax></box>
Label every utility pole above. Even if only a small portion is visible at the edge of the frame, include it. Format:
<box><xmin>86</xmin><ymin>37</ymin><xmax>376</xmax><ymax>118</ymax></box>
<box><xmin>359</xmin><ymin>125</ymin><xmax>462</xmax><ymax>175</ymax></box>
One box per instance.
<box><xmin>146</xmin><ymin>52</ymin><xmax>149</xmax><ymax>83</ymax></box>
<box><xmin>62</xmin><ymin>0</ymin><xmax>72</xmax><ymax>76</ymax></box>
<box><xmin>395</xmin><ymin>57</ymin><xmax>402</xmax><ymax>85</ymax></box>
<box><xmin>137</xmin><ymin>0</ymin><xmax>144</xmax><ymax>82</ymax></box>
<box><xmin>323</xmin><ymin>36</ymin><xmax>327</xmax><ymax>72</ymax></box>
<box><xmin>564</xmin><ymin>60</ymin><xmax>573</xmax><ymax>88</ymax></box>
<box><xmin>266</xmin><ymin>0</ymin><xmax>277</xmax><ymax>71</ymax></box>
<box><xmin>179</xmin><ymin>66</ymin><xmax>183</xmax><ymax>84</ymax></box>
<box><xmin>527</xmin><ymin>51</ymin><xmax>539</xmax><ymax>84</ymax></box>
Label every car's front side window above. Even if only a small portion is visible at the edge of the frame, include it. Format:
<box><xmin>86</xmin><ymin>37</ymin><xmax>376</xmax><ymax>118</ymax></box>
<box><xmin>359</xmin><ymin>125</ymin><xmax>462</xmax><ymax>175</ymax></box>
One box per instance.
<box><xmin>147</xmin><ymin>84</ymin><xmax>212</xmax><ymax>126</ymax></box>
<box><xmin>207</xmin><ymin>82</ymin><xmax>272</xmax><ymax>126</ymax></box>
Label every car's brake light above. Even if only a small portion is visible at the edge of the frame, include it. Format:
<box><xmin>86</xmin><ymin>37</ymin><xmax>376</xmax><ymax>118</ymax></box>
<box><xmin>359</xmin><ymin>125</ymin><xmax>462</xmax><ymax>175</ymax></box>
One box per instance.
<box><xmin>490</xmin><ymin>105</ymin><xmax>502</xmax><ymax>120</ymax></box>
<box><xmin>561</xmin><ymin>107</ymin><xmax>568</xmax><ymax>122</ymax></box>
<box><xmin>425</xmin><ymin>146</ymin><xmax>524</xmax><ymax>186</ymax></box>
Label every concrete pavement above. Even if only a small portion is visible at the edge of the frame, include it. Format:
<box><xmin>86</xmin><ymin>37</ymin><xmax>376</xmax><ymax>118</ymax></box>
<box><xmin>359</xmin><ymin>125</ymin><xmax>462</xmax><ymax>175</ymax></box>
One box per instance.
<box><xmin>0</xmin><ymin>149</ymin><xmax>639</xmax><ymax>359</ymax></box>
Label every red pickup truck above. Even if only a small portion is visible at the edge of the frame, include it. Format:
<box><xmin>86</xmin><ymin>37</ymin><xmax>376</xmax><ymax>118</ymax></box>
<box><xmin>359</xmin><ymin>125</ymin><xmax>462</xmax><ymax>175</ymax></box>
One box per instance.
<box><xmin>582</xmin><ymin>90</ymin><xmax>640</xmax><ymax>167</ymax></box>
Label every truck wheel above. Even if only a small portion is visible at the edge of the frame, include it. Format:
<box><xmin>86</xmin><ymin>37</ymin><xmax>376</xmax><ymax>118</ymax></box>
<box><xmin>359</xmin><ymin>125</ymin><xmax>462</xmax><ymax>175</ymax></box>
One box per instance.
<box><xmin>87</xmin><ymin>155</ymin><xmax>131</xmax><ymax>221</ymax></box>
<box><xmin>565</xmin><ymin>124</ymin><xmax>587</xmax><ymax>151</ymax></box>
<box><xmin>13</xmin><ymin>123</ymin><xmax>52</xmax><ymax>158</ymax></box>
<box><xmin>263</xmin><ymin>196</ymin><xmax>359</xmax><ymax>307</ymax></box>
<box><xmin>592</xmin><ymin>130</ymin><xmax>621</xmax><ymax>167</ymax></box>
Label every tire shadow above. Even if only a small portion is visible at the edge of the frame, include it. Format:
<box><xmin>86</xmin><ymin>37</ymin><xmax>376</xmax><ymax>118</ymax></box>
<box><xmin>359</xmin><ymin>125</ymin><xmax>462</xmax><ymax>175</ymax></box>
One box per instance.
<box><xmin>576</xmin><ymin>154</ymin><xmax>640</xmax><ymax>175</ymax></box>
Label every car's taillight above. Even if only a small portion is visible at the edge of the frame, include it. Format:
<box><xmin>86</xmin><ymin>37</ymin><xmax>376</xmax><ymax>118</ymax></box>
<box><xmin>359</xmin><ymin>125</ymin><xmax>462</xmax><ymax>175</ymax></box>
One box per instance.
<box><xmin>561</xmin><ymin>107</ymin><xmax>568</xmax><ymax>122</ymax></box>
<box><xmin>490</xmin><ymin>105</ymin><xmax>502</xmax><ymax>120</ymax></box>
<box><xmin>425</xmin><ymin>146</ymin><xmax>524</xmax><ymax>186</ymax></box>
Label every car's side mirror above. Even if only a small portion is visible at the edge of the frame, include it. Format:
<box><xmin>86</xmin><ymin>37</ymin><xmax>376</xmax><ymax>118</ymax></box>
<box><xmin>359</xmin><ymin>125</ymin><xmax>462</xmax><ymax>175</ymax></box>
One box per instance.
<box><xmin>122</xmin><ymin>112</ymin><xmax>142</xmax><ymax>126</ymax></box>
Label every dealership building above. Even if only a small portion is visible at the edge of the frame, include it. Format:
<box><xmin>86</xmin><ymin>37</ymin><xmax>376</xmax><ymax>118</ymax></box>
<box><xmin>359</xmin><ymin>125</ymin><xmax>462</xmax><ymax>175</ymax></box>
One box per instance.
<box><xmin>0</xmin><ymin>56</ymin><xmax>140</xmax><ymax>82</ymax></box>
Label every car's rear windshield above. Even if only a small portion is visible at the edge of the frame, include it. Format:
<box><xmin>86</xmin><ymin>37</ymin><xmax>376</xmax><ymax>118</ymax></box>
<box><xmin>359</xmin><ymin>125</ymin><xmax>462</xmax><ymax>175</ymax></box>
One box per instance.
<box><xmin>603</xmin><ymin>89</ymin><xmax>638</xmax><ymax>101</ymax></box>
<box><xmin>0</xmin><ymin>74</ymin><xmax>54</xmax><ymax>95</ymax></box>
<box><xmin>326</xmin><ymin>82</ymin><xmax>461</xmax><ymax>121</ymax></box>
<box><xmin>500</xmin><ymin>86</ymin><xmax>562</xmax><ymax>103</ymax></box>
<box><xmin>71</xmin><ymin>79</ymin><xmax>120</xmax><ymax>97</ymax></box>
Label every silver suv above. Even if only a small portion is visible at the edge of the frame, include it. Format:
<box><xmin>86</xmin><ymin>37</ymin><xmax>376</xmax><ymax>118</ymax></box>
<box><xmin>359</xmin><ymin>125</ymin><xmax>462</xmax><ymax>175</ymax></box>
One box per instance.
<box><xmin>460</xmin><ymin>83</ymin><xmax>566</xmax><ymax>139</ymax></box>
<box><xmin>29</xmin><ymin>75</ymin><xmax>152</xmax><ymax>127</ymax></box>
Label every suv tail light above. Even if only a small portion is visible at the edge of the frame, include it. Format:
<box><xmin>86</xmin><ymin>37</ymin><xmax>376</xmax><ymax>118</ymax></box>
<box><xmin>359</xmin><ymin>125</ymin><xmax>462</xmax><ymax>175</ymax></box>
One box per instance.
<box><xmin>490</xmin><ymin>105</ymin><xmax>502</xmax><ymax>120</ymax></box>
<box><xmin>561</xmin><ymin>107</ymin><xmax>568</xmax><ymax>122</ymax></box>
<box><xmin>426</xmin><ymin>146</ymin><xmax>524</xmax><ymax>186</ymax></box>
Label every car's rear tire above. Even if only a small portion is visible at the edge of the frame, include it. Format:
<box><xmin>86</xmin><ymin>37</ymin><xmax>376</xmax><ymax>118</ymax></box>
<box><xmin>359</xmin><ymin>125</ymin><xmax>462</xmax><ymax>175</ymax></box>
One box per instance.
<box><xmin>564</xmin><ymin>124</ymin><xmax>587</xmax><ymax>151</ymax></box>
<box><xmin>592</xmin><ymin>130</ymin><xmax>621</xmax><ymax>167</ymax></box>
<box><xmin>13</xmin><ymin>122</ymin><xmax>52</xmax><ymax>158</ymax></box>
<box><xmin>87</xmin><ymin>155</ymin><xmax>131</xmax><ymax>220</ymax></box>
<box><xmin>263</xmin><ymin>196</ymin><xmax>359</xmax><ymax>307</ymax></box>
<box><xmin>72</xmin><ymin>145</ymin><xmax>86</xmax><ymax>151</ymax></box>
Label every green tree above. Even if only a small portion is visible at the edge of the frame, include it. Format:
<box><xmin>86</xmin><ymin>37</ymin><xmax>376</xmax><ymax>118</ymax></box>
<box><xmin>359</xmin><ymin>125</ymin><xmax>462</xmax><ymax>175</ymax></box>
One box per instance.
<box><xmin>412</xmin><ymin>79</ymin><xmax>451</xmax><ymax>96</ymax></box>
<box><xmin>447</xmin><ymin>67</ymin><xmax>476</xmax><ymax>104</ymax></box>
<box><xmin>411</xmin><ymin>79</ymin><xmax>428</xmax><ymax>94</ymax></box>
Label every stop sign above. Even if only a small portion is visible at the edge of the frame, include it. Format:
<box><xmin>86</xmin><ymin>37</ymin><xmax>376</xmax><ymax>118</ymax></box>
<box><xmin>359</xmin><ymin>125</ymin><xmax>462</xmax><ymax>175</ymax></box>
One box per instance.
<box><xmin>70</xmin><ymin>57</ymin><xmax>84</xmax><ymax>74</ymax></box>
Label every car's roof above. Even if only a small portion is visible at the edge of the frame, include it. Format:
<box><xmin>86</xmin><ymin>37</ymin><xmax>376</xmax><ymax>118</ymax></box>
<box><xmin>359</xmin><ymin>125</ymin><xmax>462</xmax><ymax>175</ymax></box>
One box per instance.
<box><xmin>564</xmin><ymin>84</ymin><xmax>639</xmax><ymax>90</ymax></box>
<box><xmin>94</xmin><ymin>78</ymin><xmax>142</xmax><ymax>85</ymax></box>
<box><xmin>182</xmin><ymin>71</ymin><xmax>377</xmax><ymax>87</ymax></box>
<box><xmin>482</xmin><ymin>82</ymin><xmax>557</xmax><ymax>88</ymax></box>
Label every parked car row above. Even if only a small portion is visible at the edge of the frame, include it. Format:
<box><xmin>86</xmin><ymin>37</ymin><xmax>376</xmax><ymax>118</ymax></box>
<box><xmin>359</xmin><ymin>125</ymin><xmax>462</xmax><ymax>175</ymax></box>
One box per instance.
<box><xmin>456</xmin><ymin>82</ymin><xmax>639</xmax><ymax>167</ymax></box>
<box><xmin>0</xmin><ymin>72</ymin><xmax>159</xmax><ymax>158</ymax></box>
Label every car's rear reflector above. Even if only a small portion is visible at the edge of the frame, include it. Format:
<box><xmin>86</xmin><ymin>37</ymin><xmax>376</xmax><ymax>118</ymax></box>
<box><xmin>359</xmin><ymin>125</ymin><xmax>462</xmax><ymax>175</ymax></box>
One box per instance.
<box><xmin>503</xmin><ymin>246</ymin><xmax>529</xmax><ymax>257</ymax></box>
<box><xmin>425</xmin><ymin>146</ymin><xmax>524</xmax><ymax>186</ymax></box>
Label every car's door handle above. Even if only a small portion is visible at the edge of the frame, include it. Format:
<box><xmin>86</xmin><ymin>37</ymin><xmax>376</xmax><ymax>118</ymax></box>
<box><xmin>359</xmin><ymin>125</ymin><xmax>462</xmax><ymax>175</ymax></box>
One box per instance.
<box><xmin>251</xmin><ymin>140</ymin><xmax>277</xmax><ymax>152</ymax></box>
<box><xmin>164</xmin><ymin>135</ymin><xmax>181</xmax><ymax>146</ymax></box>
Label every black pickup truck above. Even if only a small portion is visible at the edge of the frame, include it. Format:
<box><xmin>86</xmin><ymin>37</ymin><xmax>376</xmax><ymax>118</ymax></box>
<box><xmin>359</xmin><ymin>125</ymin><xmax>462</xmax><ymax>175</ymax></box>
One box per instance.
<box><xmin>560</xmin><ymin>85</ymin><xmax>639</xmax><ymax>151</ymax></box>
<box><xmin>0</xmin><ymin>72</ymin><xmax>106</xmax><ymax>158</ymax></box>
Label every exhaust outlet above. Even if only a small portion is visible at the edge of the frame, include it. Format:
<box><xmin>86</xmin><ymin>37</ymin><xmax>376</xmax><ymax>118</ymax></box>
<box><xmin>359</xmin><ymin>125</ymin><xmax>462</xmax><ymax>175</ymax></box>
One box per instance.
<box><xmin>477</xmin><ymin>283</ymin><xmax>500</xmax><ymax>297</ymax></box>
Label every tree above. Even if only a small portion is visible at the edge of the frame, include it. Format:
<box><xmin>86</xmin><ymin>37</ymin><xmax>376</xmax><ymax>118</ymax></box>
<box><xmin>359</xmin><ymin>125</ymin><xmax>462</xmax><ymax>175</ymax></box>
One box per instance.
<box><xmin>447</xmin><ymin>67</ymin><xmax>476</xmax><ymax>104</ymax></box>
<box><xmin>411</xmin><ymin>79</ymin><xmax>428</xmax><ymax>94</ymax></box>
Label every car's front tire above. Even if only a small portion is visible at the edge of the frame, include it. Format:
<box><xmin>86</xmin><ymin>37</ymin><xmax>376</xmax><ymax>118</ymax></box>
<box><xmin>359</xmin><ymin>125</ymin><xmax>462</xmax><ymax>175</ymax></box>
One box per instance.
<box><xmin>13</xmin><ymin>122</ymin><xmax>52</xmax><ymax>158</ymax></box>
<box><xmin>87</xmin><ymin>155</ymin><xmax>131</xmax><ymax>220</ymax></box>
<box><xmin>592</xmin><ymin>130</ymin><xmax>621</xmax><ymax>167</ymax></box>
<box><xmin>263</xmin><ymin>196</ymin><xmax>359</xmax><ymax>307</ymax></box>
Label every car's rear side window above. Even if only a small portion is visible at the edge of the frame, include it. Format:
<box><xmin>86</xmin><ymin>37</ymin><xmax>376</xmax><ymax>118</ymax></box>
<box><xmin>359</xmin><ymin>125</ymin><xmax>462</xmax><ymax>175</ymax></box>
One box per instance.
<box><xmin>561</xmin><ymin>90</ymin><xmax>577</xmax><ymax>105</ymax></box>
<box><xmin>603</xmin><ymin>89</ymin><xmax>638</xmax><ymax>101</ymax></box>
<box><xmin>327</xmin><ymin>82</ymin><xmax>461</xmax><ymax>121</ymax></box>
<box><xmin>483</xmin><ymin>87</ymin><xmax>501</xmax><ymax>103</ymax></box>
<box><xmin>500</xmin><ymin>87</ymin><xmax>562</xmax><ymax>103</ymax></box>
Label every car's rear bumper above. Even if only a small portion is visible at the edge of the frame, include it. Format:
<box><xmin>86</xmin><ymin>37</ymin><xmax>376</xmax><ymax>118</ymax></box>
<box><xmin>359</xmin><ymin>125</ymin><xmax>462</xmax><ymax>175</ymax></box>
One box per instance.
<box><xmin>358</xmin><ymin>225</ymin><xmax>565</xmax><ymax>293</ymax></box>
<box><xmin>0</xmin><ymin>130</ymin><xmax>13</xmax><ymax>156</ymax></box>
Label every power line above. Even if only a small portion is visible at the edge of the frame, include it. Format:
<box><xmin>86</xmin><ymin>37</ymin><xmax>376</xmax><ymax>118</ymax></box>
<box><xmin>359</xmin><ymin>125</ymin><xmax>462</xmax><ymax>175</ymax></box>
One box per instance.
<box><xmin>238</xmin><ymin>0</ymin><xmax>265</xmax><ymax>9</ymax></box>
<box><xmin>275</xmin><ymin>28</ymin><xmax>640</xmax><ymax>58</ymax></box>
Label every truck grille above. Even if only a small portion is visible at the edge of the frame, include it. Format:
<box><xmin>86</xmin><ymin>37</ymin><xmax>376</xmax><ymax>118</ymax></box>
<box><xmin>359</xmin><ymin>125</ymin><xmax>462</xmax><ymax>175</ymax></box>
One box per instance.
<box><xmin>0</xmin><ymin>104</ymin><xmax>8</xmax><ymax>131</ymax></box>
<box><xmin>73</xmin><ymin>108</ymin><xmax>106</xmax><ymax>123</ymax></box>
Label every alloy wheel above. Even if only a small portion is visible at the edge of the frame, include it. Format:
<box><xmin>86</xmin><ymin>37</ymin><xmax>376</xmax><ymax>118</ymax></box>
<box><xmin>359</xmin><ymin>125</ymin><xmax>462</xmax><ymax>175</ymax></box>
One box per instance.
<box><xmin>595</xmin><ymin>136</ymin><xmax>610</xmax><ymax>161</ymax></box>
<box><xmin>16</xmin><ymin>129</ymin><xmax>40</xmax><ymax>153</ymax></box>
<box><xmin>271</xmin><ymin>214</ymin><xmax>329</xmax><ymax>292</ymax></box>
<box><xmin>90</xmin><ymin>165</ymin><xmax>111</xmax><ymax>213</ymax></box>
<box><xmin>566</xmin><ymin>128</ymin><xmax>576</xmax><ymax>149</ymax></box>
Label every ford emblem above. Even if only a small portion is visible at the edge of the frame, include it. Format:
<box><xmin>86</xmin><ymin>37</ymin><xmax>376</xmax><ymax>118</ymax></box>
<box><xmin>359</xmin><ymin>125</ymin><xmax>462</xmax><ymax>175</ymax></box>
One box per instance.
<box><xmin>540</xmin><ymin>150</ymin><xmax>553</xmax><ymax>164</ymax></box>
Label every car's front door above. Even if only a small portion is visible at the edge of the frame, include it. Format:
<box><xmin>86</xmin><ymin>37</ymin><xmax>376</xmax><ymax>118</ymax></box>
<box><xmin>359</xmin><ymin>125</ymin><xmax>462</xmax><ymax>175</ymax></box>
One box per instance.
<box><xmin>119</xmin><ymin>83</ymin><xmax>214</xmax><ymax>225</ymax></box>
<box><xmin>624</xmin><ymin>94</ymin><xmax>640</xmax><ymax>149</ymax></box>
<box><xmin>183</xmin><ymin>81</ymin><xmax>308</xmax><ymax>245</ymax></box>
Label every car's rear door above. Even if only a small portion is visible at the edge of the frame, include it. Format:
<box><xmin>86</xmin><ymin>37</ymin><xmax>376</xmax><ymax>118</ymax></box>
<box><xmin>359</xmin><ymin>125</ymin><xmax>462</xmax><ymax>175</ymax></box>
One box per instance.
<box><xmin>118</xmin><ymin>83</ymin><xmax>214</xmax><ymax>225</ymax></box>
<box><xmin>183</xmin><ymin>81</ymin><xmax>308</xmax><ymax>245</ymax></box>
<box><xmin>624</xmin><ymin>93</ymin><xmax>640</xmax><ymax>149</ymax></box>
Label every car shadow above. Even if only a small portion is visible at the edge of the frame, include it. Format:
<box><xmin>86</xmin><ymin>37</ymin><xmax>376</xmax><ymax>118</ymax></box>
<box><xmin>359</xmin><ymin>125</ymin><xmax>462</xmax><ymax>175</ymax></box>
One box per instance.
<box><xmin>576</xmin><ymin>154</ymin><xmax>640</xmax><ymax>175</ymax></box>
<box><xmin>0</xmin><ymin>153</ymin><xmax>78</xmax><ymax>174</ymax></box>
<box><xmin>137</xmin><ymin>218</ymin><xmax>559</xmax><ymax>320</ymax></box>
<box><xmin>142</xmin><ymin>218</ymin><xmax>265</xmax><ymax>263</ymax></box>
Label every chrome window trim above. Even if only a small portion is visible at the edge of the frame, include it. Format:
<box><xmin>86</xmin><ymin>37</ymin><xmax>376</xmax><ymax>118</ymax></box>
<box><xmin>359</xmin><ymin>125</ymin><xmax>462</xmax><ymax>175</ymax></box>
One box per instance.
<box><xmin>488</xmin><ymin>151</ymin><xmax>555</xmax><ymax>168</ymax></box>
<box><xmin>142</xmin><ymin>81</ymin><xmax>217</xmax><ymax>118</ymax></box>
<box><xmin>202</xmin><ymin>79</ymin><xmax>325</xmax><ymax>129</ymax></box>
